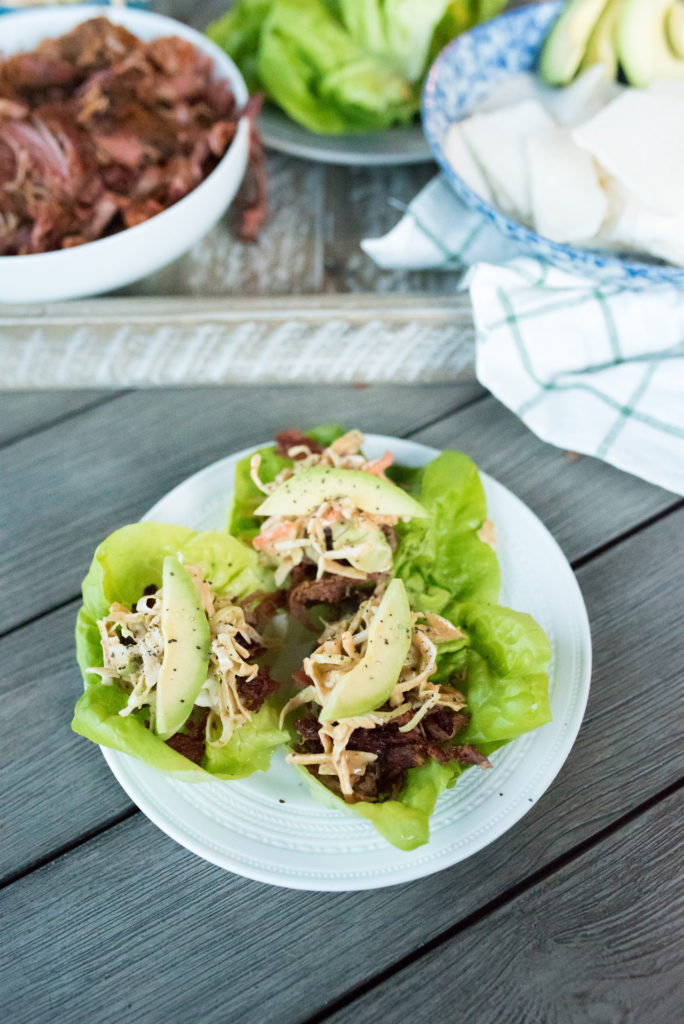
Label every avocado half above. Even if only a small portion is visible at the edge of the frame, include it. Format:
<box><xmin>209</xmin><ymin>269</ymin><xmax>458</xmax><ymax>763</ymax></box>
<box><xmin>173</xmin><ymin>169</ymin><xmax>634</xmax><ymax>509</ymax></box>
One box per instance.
<box><xmin>580</xmin><ymin>0</ymin><xmax>625</xmax><ymax>78</ymax></box>
<box><xmin>618</xmin><ymin>0</ymin><xmax>684</xmax><ymax>86</ymax></box>
<box><xmin>254</xmin><ymin>466</ymin><xmax>428</xmax><ymax>519</ymax></box>
<box><xmin>540</xmin><ymin>0</ymin><xmax>613</xmax><ymax>85</ymax></box>
<box><xmin>318</xmin><ymin>578</ymin><xmax>413</xmax><ymax>723</ymax></box>
<box><xmin>540</xmin><ymin>0</ymin><xmax>684</xmax><ymax>88</ymax></box>
<box><xmin>154</xmin><ymin>556</ymin><xmax>211</xmax><ymax>741</ymax></box>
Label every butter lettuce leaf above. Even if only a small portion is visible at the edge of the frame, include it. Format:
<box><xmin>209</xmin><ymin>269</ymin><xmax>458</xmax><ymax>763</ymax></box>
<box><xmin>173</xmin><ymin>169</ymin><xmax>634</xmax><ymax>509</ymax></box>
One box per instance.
<box><xmin>209</xmin><ymin>0</ymin><xmax>491</xmax><ymax>134</ymax></box>
<box><xmin>206</xmin><ymin>0</ymin><xmax>273</xmax><ymax>91</ymax></box>
<box><xmin>390</xmin><ymin>449</ymin><xmax>500</xmax><ymax>609</ymax></box>
<box><xmin>289</xmin><ymin>597</ymin><xmax>552</xmax><ymax>850</ymax></box>
<box><xmin>265</xmin><ymin>433</ymin><xmax>550</xmax><ymax>850</ymax></box>
<box><xmin>72</xmin><ymin>522</ymin><xmax>286</xmax><ymax>780</ymax></box>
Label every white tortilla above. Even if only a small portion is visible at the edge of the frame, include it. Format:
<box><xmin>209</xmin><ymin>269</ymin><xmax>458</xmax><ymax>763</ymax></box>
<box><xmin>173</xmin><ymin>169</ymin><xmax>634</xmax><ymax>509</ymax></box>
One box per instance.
<box><xmin>443</xmin><ymin>122</ymin><xmax>493</xmax><ymax>203</ymax></box>
<box><xmin>460</xmin><ymin>100</ymin><xmax>555</xmax><ymax>222</ymax></box>
<box><xmin>601</xmin><ymin>179</ymin><xmax>684</xmax><ymax>266</ymax></box>
<box><xmin>526</xmin><ymin>127</ymin><xmax>607</xmax><ymax>244</ymax></box>
<box><xmin>544</xmin><ymin>64</ymin><xmax>625</xmax><ymax>126</ymax></box>
<box><xmin>572</xmin><ymin>85</ymin><xmax>684</xmax><ymax>216</ymax></box>
<box><xmin>473</xmin><ymin>72</ymin><xmax>553</xmax><ymax>115</ymax></box>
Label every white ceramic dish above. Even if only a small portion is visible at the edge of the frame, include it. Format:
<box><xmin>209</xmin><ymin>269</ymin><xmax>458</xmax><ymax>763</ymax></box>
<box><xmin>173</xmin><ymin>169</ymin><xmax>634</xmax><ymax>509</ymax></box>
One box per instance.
<box><xmin>97</xmin><ymin>435</ymin><xmax>592</xmax><ymax>891</ymax></box>
<box><xmin>258</xmin><ymin>105</ymin><xmax>433</xmax><ymax>166</ymax></box>
<box><xmin>0</xmin><ymin>5</ymin><xmax>249</xmax><ymax>303</ymax></box>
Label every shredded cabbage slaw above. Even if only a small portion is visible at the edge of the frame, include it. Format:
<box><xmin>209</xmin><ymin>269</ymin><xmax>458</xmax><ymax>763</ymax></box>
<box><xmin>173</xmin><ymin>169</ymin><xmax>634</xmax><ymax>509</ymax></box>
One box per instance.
<box><xmin>88</xmin><ymin>562</ymin><xmax>265</xmax><ymax>748</ymax></box>
<box><xmin>280</xmin><ymin>584</ymin><xmax>467</xmax><ymax>798</ymax></box>
<box><xmin>250</xmin><ymin>429</ymin><xmax>401</xmax><ymax>585</ymax></box>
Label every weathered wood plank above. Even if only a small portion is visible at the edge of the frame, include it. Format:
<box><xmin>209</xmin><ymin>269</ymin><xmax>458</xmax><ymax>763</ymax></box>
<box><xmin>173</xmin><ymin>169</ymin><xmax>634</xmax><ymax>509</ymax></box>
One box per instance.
<box><xmin>0</xmin><ymin>384</ymin><xmax>482</xmax><ymax>633</ymax></box>
<box><xmin>1</xmin><ymin>601</ymin><xmax>133</xmax><ymax>882</ymax></box>
<box><xmin>2</xmin><ymin>512</ymin><xmax>682</xmax><ymax>1021</ymax></box>
<box><xmin>0</xmin><ymin>391</ymin><xmax>111</xmax><ymax>446</ymax></box>
<box><xmin>325</xmin><ymin>790</ymin><xmax>684</xmax><ymax>1024</ymax></box>
<box><xmin>119</xmin><ymin>154</ymin><xmax>325</xmax><ymax>298</ymax></box>
<box><xmin>323</xmin><ymin>164</ymin><xmax>457</xmax><ymax>296</ymax></box>
<box><xmin>0</xmin><ymin>294</ymin><xmax>477</xmax><ymax>388</ymax></box>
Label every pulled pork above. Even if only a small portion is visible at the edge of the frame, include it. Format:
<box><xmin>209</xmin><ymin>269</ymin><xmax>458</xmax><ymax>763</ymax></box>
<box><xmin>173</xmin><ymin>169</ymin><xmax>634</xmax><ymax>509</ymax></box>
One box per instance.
<box><xmin>0</xmin><ymin>17</ymin><xmax>265</xmax><ymax>254</ymax></box>
<box><xmin>283</xmin><ymin>588</ymin><xmax>490</xmax><ymax>803</ymax></box>
<box><xmin>293</xmin><ymin>706</ymin><xmax>491</xmax><ymax>802</ymax></box>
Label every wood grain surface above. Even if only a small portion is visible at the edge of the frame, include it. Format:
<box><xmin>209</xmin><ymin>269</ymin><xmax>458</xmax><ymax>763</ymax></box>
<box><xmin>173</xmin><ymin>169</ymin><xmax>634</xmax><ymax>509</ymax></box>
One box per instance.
<box><xmin>324</xmin><ymin>790</ymin><xmax>684</xmax><ymax>1024</ymax></box>
<box><xmin>2</xmin><ymin>4</ymin><xmax>682</xmax><ymax>1022</ymax></box>
<box><xmin>2</xmin><ymin>390</ymin><xmax>682</xmax><ymax>1024</ymax></box>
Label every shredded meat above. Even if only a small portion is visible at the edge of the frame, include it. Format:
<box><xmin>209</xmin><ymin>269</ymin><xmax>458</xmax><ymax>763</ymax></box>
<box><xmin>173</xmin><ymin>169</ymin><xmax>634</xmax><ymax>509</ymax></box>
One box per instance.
<box><xmin>286</xmin><ymin>561</ymin><xmax>380</xmax><ymax>629</ymax></box>
<box><xmin>274</xmin><ymin>429</ymin><xmax>325</xmax><ymax>459</ymax></box>
<box><xmin>242</xmin><ymin>588</ymin><xmax>287</xmax><ymax>633</ymax></box>
<box><xmin>289</xmin><ymin>574</ymin><xmax>356</xmax><ymax>628</ymax></box>
<box><xmin>294</xmin><ymin>706</ymin><xmax>489</xmax><ymax>802</ymax></box>
<box><xmin>235</xmin><ymin>667</ymin><xmax>279</xmax><ymax>713</ymax></box>
<box><xmin>294</xmin><ymin>715</ymin><xmax>323</xmax><ymax>753</ymax></box>
<box><xmin>292</xmin><ymin>668</ymin><xmax>314</xmax><ymax>689</ymax></box>
<box><xmin>423</xmin><ymin>708</ymin><xmax>470</xmax><ymax>742</ymax></box>
<box><xmin>0</xmin><ymin>17</ymin><xmax>265</xmax><ymax>254</ymax></box>
<box><xmin>453</xmin><ymin>745</ymin><xmax>493</xmax><ymax>769</ymax></box>
<box><xmin>164</xmin><ymin>709</ymin><xmax>209</xmax><ymax>765</ymax></box>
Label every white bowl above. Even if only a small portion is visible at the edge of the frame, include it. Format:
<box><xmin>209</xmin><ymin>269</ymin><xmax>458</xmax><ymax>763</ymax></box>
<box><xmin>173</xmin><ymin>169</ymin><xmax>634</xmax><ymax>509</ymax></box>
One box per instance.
<box><xmin>0</xmin><ymin>5</ymin><xmax>249</xmax><ymax>303</ymax></box>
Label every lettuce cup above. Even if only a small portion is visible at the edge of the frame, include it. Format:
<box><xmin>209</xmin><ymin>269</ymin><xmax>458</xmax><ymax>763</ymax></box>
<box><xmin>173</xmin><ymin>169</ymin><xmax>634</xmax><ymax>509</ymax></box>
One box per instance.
<box><xmin>73</xmin><ymin>522</ymin><xmax>288</xmax><ymax>779</ymax></box>
<box><xmin>231</xmin><ymin>428</ymin><xmax>552</xmax><ymax>848</ymax></box>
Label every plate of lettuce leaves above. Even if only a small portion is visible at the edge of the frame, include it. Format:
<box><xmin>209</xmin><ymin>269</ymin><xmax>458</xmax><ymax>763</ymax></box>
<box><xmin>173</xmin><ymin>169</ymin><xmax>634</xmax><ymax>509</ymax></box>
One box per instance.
<box><xmin>206</xmin><ymin>0</ymin><xmax>508</xmax><ymax>164</ymax></box>
<box><xmin>73</xmin><ymin>427</ymin><xmax>591</xmax><ymax>890</ymax></box>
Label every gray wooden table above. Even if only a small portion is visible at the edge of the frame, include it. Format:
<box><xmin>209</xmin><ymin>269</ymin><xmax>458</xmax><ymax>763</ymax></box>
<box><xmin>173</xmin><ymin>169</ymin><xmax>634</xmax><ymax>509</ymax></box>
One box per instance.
<box><xmin>2</xmin><ymin>1</ymin><xmax>683</xmax><ymax>1019</ymax></box>
<box><xmin>2</xmin><ymin>386</ymin><xmax>683</xmax><ymax>1022</ymax></box>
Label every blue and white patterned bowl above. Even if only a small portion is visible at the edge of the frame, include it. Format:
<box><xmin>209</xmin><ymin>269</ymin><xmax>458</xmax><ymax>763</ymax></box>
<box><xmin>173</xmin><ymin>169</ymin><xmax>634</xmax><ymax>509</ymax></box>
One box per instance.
<box><xmin>422</xmin><ymin>0</ymin><xmax>684</xmax><ymax>289</ymax></box>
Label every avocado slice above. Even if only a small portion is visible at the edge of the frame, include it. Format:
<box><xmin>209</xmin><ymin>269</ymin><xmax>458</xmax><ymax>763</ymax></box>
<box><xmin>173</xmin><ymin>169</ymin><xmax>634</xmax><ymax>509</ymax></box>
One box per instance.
<box><xmin>579</xmin><ymin>0</ymin><xmax>627</xmax><ymax>78</ymax></box>
<box><xmin>618</xmin><ymin>0</ymin><xmax>684</xmax><ymax>86</ymax></box>
<box><xmin>667</xmin><ymin>1</ymin><xmax>684</xmax><ymax>57</ymax></box>
<box><xmin>254</xmin><ymin>466</ymin><xmax>428</xmax><ymax>519</ymax></box>
<box><xmin>540</xmin><ymin>0</ymin><xmax>613</xmax><ymax>85</ymax></box>
<box><xmin>154</xmin><ymin>555</ymin><xmax>211</xmax><ymax>741</ymax></box>
<box><xmin>318</xmin><ymin>579</ymin><xmax>412</xmax><ymax>723</ymax></box>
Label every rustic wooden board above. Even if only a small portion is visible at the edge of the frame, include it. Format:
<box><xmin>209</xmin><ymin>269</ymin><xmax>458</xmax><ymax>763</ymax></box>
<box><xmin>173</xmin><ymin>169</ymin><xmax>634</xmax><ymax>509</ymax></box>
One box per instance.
<box><xmin>0</xmin><ymin>383</ymin><xmax>483</xmax><ymax>633</ymax></box>
<box><xmin>119</xmin><ymin>154</ymin><xmax>326</xmax><ymax>298</ymax></box>
<box><xmin>0</xmin><ymin>3</ymin><xmax>541</xmax><ymax>391</ymax></box>
<box><xmin>324</xmin><ymin>789</ymin><xmax>684</xmax><ymax>1024</ymax></box>
<box><xmin>0</xmin><ymin>294</ymin><xmax>477</xmax><ymax>388</ymax></box>
<box><xmin>3</xmin><ymin>510</ymin><xmax>681</xmax><ymax>1020</ymax></box>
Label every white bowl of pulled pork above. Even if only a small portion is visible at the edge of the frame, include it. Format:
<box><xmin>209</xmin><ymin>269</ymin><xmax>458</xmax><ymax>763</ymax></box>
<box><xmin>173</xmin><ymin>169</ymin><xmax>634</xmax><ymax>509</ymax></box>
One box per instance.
<box><xmin>0</xmin><ymin>6</ymin><xmax>254</xmax><ymax>301</ymax></box>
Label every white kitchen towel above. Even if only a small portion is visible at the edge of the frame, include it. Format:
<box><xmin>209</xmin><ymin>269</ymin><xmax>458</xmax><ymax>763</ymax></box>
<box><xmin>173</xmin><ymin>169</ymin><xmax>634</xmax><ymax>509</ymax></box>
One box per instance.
<box><xmin>362</xmin><ymin>175</ymin><xmax>684</xmax><ymax>496</ymax></box>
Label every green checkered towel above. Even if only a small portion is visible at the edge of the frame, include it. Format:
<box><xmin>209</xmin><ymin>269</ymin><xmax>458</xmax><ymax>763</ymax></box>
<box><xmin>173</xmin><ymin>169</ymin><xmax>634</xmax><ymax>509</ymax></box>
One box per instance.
<box><xmin>362</xmin><ymin>175</ymin><xmax>684</xmax><ymax>496</ymax></box>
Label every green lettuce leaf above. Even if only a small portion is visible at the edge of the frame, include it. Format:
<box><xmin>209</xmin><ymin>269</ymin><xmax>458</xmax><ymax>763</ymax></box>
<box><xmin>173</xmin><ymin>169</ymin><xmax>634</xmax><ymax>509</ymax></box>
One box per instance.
<box><xmin>263</xmin><ymin>433</ymin><xmax>550</xmax><ymax>849</ymax></box>
<box><xmin>390</xmin><ymin>449</ymin><xmax>500</xmax><ymax>610</ymax></box>
<box><xmin>290</xmin><ymin>598</ymin><xmax>552</xmax><ymax>850</ymax></box>
<box><xmin>208</xmin><ymin>0</ymin><xmax>456</xmax><ymax>134</ymax></box>
<box><xmin>208</xmin><ymin>0</ymin><xmax>508</xmax><ymax>134</ymax></box>
<box><xmin>72</xmin><ymin>522</ymin><xmax>286</xmax><ymax>780</ymax></box>
<box><xmin>206</xmin><ymin>0</ymin><xmax>273</xmax><ymax>91</ymax></box>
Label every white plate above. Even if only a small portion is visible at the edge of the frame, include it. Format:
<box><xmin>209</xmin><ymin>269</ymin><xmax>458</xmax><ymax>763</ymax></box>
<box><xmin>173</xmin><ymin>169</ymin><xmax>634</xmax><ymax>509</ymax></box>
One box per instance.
<box><xmin>258</xmin><ymin>106</ymin><xmax>433</xmax><ymax>166</ymax></box>
<box><xmin>99</xmin><ymin>435</ymin><xmax>592</xmax><ymax>890</ymax></box>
